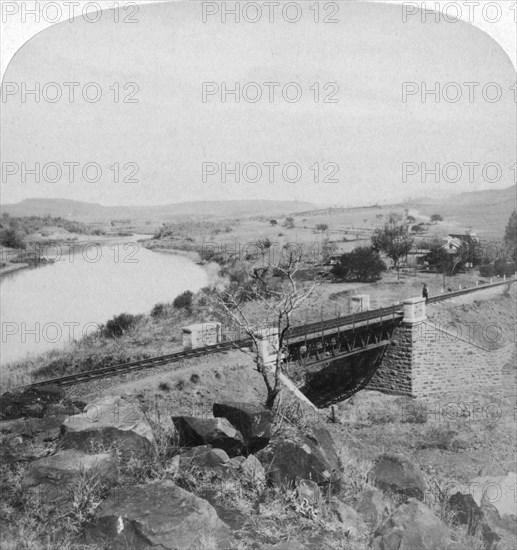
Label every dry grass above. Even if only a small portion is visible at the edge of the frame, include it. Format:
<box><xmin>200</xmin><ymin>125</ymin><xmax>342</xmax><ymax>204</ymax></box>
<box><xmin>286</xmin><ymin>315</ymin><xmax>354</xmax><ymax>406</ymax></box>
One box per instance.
<box><xmin>0</xmin><ymin>462</ymin><xmax>111</xmax><ymax>550</ymax></box>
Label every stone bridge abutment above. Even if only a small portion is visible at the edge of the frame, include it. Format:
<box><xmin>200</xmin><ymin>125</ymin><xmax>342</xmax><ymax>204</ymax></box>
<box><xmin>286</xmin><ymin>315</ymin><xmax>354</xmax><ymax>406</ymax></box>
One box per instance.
<box><xmin>367</xmin><ymin>286</ymin><xmax>515</xmax><ymax>398</ymax></box>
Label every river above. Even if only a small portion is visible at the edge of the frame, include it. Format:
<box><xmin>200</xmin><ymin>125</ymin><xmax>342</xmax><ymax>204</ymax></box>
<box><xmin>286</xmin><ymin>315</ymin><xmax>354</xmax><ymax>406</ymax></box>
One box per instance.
<box><xmin>0</xmin><ymin>238</ymin><xmax>208</xmax><ymax>366</ymax></box>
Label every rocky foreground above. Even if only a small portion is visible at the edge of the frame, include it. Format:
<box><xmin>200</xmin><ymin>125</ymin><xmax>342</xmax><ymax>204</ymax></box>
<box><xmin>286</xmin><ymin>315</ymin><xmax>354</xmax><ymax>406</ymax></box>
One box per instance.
<box><xmin>0</xmin><ymin>385</ymin><xmax>516</xmax><ymax>549</ymax></box>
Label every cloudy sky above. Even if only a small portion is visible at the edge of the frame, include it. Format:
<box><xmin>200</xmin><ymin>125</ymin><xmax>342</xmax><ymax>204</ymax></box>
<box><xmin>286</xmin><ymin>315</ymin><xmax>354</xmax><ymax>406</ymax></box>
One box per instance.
<box><xmin>1</xmin><ymin>1</ymin><xmax>515</xmax><ymax>207</ymax></box>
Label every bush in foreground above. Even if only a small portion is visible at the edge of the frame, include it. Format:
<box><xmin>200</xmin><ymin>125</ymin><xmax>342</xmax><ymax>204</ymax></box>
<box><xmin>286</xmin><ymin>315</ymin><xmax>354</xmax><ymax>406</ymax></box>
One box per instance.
<box><xmin>103</xmin><ymin>313</ymin><xmax>140</xmax><ymax>338</ymax></box>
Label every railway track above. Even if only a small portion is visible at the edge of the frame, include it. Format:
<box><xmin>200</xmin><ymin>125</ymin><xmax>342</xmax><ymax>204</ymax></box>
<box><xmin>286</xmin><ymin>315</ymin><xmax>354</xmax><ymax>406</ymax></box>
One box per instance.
<box><xmin>16</xmin><ymin>277</ymin><xmax>514</xmax><ymax>390</ymax></box>
<box><xmin>17</xmin><ymin>339</ymin><xmax>250</xmax><ymax>390</ymax></box>
<box><xmin>18</xmin><ymin>306</ymin><xmax>402</xmax><ymax>390</ymax></box>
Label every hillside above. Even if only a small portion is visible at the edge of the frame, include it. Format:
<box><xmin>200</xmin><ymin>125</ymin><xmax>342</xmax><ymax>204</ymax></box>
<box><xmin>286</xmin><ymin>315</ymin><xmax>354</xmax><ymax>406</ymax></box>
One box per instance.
<box><xmin>0</xmin><ymin>199</ymin><xmax>316</xmax><ymax>222</ymax></box>
<box><xmin>411</xmin><ymin>184</ymin><xmax>516</xmax><ymax>238</ymax></box>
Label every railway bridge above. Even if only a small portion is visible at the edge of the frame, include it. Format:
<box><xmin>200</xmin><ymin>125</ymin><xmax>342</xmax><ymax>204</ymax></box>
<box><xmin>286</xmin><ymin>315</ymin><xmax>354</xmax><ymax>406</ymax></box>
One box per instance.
<box><xmin>18</xmin><ymin>277</ymin><xmax>515</xmax><ymax>407</ymax></box>
<box><xmin>259</xmin><ymin>278</ymin><xmax>515</xmax><ymax>406</ymax></box>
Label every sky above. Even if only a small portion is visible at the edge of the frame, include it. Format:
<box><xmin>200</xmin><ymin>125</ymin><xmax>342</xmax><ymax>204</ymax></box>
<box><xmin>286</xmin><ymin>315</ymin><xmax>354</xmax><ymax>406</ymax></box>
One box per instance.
<box><xmin>1</xmin><ymin>0</ymin><xmax>516</xmax><ymax>207</ymax></box>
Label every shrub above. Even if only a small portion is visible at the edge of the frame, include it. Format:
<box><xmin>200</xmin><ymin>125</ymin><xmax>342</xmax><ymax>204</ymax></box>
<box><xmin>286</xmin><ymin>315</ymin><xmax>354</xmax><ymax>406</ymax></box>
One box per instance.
<box><xmin>494</xmin><ymin>260</ymin><xmax>516</xmax><ymax>277</ymax></box>
<box><xmin>430</xmin><ymin>213</ymin><xmax>443</xmax><ymax>222</ymax></box>
<box><xmin>479</xmin><ymin>263</ymin><xmax>495</xmax><ymax>277</ymax></box>
<box><xmin>331</xmin><ymin>247</ymin><xmax>386</xmax><ymax>282</ymax></box>
<box><xmin>0</xmin><ymin>228</ymin><xmax>26</xmax><ymax>249</ymax></box>
<box><xmin>151</xmin><ymin>303</ymin><xmax>166</xmax><ymax>318</ymax></box>
<box><xmin>479</xmin><ymin>261</ymin><xmax>515</xmax><ymax>278</ymax></box>
<box><xmin>103</xmin><ymin>313</ymin><xmax>139</xmax><ymax>338</ymax></box>
<box><xmin>176</xmin><ymin>379</ymin><xmax>186</xmax><ymax>390</ymax></box>
<box><xmin>158</xmin><ymin>381</ymin><xmax>170</xmax><ymax>392</ymax></box>
<box><xmin>173</xmin><ymin>290</ymin><xmax>193</xmax><ymax>310</ymax></box>
<box><xmin>190</xmin><ymin>373</ymin><xmax>200</xmax><ymax>384</ymax></box>
<box><xmin>283</xmin><ymin>217</ymin><xmax>295</xmax><ymax>229</ymax></box>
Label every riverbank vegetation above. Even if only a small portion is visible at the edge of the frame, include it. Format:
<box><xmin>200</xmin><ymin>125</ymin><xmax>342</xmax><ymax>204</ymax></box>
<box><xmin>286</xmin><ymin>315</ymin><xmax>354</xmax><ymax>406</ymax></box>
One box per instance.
<box><xmin>0</xmin><ymin>213</ymin><xmax>97</xmax><ymax>249</ymax></box>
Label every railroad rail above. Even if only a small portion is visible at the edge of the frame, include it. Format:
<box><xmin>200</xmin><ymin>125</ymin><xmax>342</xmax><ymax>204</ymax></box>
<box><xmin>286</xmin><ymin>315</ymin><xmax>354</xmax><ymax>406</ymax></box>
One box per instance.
<box><xmin>16</xmin><ymin>276</ymin><xmax>514</xmax><ymax>390</ymax></box>
<box><xmin>18</xmin><ymin>306</ymin><xmax>403</xmax><ymax>390</ymax></box>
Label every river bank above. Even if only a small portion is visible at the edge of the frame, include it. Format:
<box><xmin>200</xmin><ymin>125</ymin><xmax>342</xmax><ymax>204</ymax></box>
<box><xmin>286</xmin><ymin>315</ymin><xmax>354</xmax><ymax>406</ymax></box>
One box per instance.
<box><xmin>0</xmin><ymin>263</ymin><xmax>29</xmax><ymax>279</ymax></box>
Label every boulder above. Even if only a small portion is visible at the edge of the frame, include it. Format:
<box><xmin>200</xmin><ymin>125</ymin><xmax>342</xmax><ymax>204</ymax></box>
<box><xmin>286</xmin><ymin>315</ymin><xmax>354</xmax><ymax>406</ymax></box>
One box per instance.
<box><xmin>297</xmin><ymin>479</ymin><xmax>321</xmax><ymax>505</ymax></box>
<box><xmin>240</xmin><ymin>454</ymin><xmax>266</xmax><ymax>485</ymax></box>
<box><xmin>447</xmin><ymin>492</ymin><xmax>516</xmax><ymax>549</ymax></box>
<box><xmin>328</xmin><ymin>498</ymin><xmax>368</xmax><ymax>537</ymax></box>
<box><xmin>88</xmin><ymin>480</ymin><xmax>232</xmax><ymax>549</ymax></box>
<box><xmin>22</xmin><ymin>449</ymin><xmax>118</xmax><ymax>505</ymax></box>
<box><xmin>354</xmin><ymin>488</ymin><xmax>389</xmax><ymax>529</ymax></box>
<box><xmin>172</xmin><ymin>416</ymin><xmax>244</xmax><ymax>456</ymax></box>
<box><xmin>447</xmin><ymin>492</ymin><xmax>484</xmax><ymax>534</ymax></box>
<box><xmin>178</xmin><ymin>446</ymin><xmax>239</xmax><ymax>480</ymax></box>
<box><xmin>1</xmin><ymin>414</ymin><xmax>65</xmax><ymax>443</ymax></box>
<box><xmin>479</xmin><ymin>501</ymin><xmax>515</xmax><ymax>550</ymax></box>
<box><xmin>256</xmin><ymin>423</ymin><xmax>341</xmax><ymax>487</ymax></box>
<box><xmin>0</xmin><ymin>385</ymin><xmax>66</xmax><ymax>420</ymax></box>
<box><xmin>59</xmin><ymin>395</ymin><xmax>156</xmax><ymax>459</ymax></box>
<box><xmin>213</xmin><ymin>402</ymin><xmax>272</xmax><ymax>453</ymax></box>
<box><xmin>372</xmin><ymin>499</ymin><xmax>451</xmax><ymax>550</ymax></box>
<box><xmin>368</xmin><ymin>453</ymin><xmax>426</xmax><ymax>500</ymax></box>
<box><xmin>45</xmin><ymin>402</ymin><xmax>82</xmax><ymax>418</ymax></box>
<box><xmin>446</xmin><ymin>432</ymin><xmax>474</xmax><ymax>452</ymax></box>
<box><xmin>466</xmin><ymin>472</ymin><xmax>517</xmax><ymax>533</ymax></box>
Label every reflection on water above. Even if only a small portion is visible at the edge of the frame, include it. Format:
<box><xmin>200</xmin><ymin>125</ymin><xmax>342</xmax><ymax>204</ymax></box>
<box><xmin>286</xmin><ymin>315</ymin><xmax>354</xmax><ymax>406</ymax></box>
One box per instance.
<box><xmin>0</xmin><ymin>242</ymin><xmax>208</xmax><ymax>365</ymax></box>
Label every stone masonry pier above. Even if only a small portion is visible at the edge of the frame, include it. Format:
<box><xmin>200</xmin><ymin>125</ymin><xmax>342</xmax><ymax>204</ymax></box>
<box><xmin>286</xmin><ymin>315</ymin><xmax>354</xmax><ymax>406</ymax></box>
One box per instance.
<box><xmin>367</xmin><ymin>285</ymin><xmax>516</xmax><ymax>399</ymax></box>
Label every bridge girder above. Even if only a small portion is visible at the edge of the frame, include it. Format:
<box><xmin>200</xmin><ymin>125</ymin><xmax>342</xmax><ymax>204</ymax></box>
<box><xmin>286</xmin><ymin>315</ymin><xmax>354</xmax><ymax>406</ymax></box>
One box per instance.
<box><xmin>285</xmin><ymin>319</ymin><xmax>400</xmax><ymax>368</ymax></box>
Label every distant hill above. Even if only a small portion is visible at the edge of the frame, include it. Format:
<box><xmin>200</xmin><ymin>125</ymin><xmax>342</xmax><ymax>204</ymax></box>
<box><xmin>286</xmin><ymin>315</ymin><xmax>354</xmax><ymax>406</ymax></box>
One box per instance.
<box><xmin>0</xmin><ymin>198</ymin><xmax>316</xmax><ymax>221</ymax></box>
<box><xmin>412</xmin><ymin>184</ymin><xmax>516</xmax><ymax>238</ymax></box>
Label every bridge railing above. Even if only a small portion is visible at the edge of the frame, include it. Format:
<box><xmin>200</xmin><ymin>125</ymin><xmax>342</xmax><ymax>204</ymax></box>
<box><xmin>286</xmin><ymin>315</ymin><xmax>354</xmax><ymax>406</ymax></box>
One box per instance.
<box><xmin>427</xmin><ymin>275</ymin><xmax>516</xmax><ymax>304</ymax></box>
<box><xmin>287</xmin><ymin>303</ymin><xmax>403</xmax><ymax>340</ymax></box>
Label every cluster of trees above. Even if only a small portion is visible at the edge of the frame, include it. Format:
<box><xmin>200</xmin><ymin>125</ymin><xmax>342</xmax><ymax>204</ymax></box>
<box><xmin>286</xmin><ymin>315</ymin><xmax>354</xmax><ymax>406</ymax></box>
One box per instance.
<box><xmin>331</xmin><ymin>247</ymin><xmax>386</xmax><ymax>282</ymax></box>
<box><xmin>154</xmin><ymin>220</ymin><xmax>232</xmax><ymax>240</ymax></box>
<box><xmin>0</xmin><ymin>213</ymin><xmax>93</xmax><ymax>249</ymax></box>
<box><xmin>419</xmin><ymin>210</ymin><xmax>516</xmax><ymax>276</ymax></box>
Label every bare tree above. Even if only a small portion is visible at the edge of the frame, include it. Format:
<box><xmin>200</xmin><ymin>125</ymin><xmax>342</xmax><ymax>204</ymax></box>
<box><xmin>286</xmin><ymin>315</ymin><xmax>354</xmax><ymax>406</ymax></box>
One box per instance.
<box><xmin>211</xmin><ymin>245</ymin><xmax>319</xmax><ymax>409</ymax></box>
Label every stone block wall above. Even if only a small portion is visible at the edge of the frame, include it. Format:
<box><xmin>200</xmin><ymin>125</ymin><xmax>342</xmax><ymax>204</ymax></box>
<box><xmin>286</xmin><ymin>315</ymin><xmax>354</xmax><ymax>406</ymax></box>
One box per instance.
<box><xmin>367</xmin><ymin>324</ymin><xmax>414</xmax><ymax>396</ymax></box>
<box><xmin>367</xmin><ymin>321</ymin><xmax>515</xmax><ymax>398</ymax></box>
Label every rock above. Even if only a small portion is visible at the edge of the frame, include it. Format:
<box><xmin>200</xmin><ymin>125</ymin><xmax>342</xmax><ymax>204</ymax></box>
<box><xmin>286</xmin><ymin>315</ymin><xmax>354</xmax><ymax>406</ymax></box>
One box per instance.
<box><xmin>240</xmin><ymin>454</ymin><xmax>265</xmax><ymax>484</ymax></box>
<box><xmin>22</xmin><ymin>449</ymin><xmax>118</xmax><ymax>505</ymax></box>
<box><xmin>229</xmin><ymin>455</ymin><xmax>246</xmax><ymax>468</ymax></box>
<box><xmin>172</xmin><ymin>416</ymin><xmax>244</xmax><ymax>457</ymax></box>
<box><xmin>368</xmin><ymin>453</ymin><xmax>426</xmax><ymax>500</ymax></box>
<box><xmin>447</xmin><ymin>492</ymin><xmax>515</xmax><ymax>549</ymax></box>
<box><xmin>297</xmin><ymin>479</ymin><xmax>321</xmax><ymax>505</ymax></box>
<box><xmin>1</xmin><ymin>414</ymin><xmax>65</xmax><ymax>443</ymax></box>
<box><xmin>45</xmin><ymin>402</ymin><xmax>81</xmax><ymax>418</ymax></box>
<box><xmin>328</xmin><ymin>498</ymin><xmax>368</xmax><ymax>537</ymax></box>
<box><xmin>354</xmin><ymin>488</ymin><xmax>389</xmax><ymax>529</ymax></box>
<box><xmin>466</xmin><ymin>472</ymin><xmax>517</xmax><ymax>533</ymax></box>
<box><xmin>256</xmin><ymin>423</ymin><xmax>341</xmax><ymax>487</ymax></box>
<box><xmin>213</xmin><ymin>402</ymin><xmax>272</xmax><ymax>453</ymax></box>
<box><xmin>372</xmin><ymin>499</ymin><xmax>451</xmax><ymax>550</ymax></box>
<box><xmin>88</xmin><ymin>480</ymin><xmax>232</xmax><ymax>549</ymax></box>
<box><xmin>445</xmin><ymin>543</ymin><xmax>474</xmax><ymax>550</ymax></box>
<box><xmin>263</xmin><ymin>543</ymin><xmax>309</xmax><ymax>550</ymax></box>
<box><xmin>479</xmin><ymin>501</ymin><xmax>515</xmax><ymax>550</ymax></box>
<box><xmin>447</xmin><ymin>493</ymin><xmax>484</xmax><ymax>534</ymax></box>
<box><xmin>59</xmin><ymin>395</ymin><xmax>156</xmax><ymax>459</ymax></box>
<box><xmin>0</xmin><ymin>385</ymin><xmax>66</xmax><ymax>420</ymax></box>
<box><xmin>446</xmin><ymin>433</ymin><xmax>474</xmax><ymax>452</ymax></box>
<box><xmin>179</xmin><ymin>446</ymin><xmax>239</xmax><ymax>480</ymax></box>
